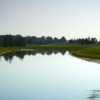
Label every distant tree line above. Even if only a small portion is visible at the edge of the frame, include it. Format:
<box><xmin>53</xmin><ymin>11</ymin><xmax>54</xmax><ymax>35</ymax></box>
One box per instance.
<box><xmin>0</xmin><ymin>34</ymin><xmax>99</xmax><ymax>47</ymax></box>
<box><xmin>68</xmin><ymin>37</ymin><xmax>98</xmax><ymax>45</ymax></box>
<box><xmin>0</xmin><ymin>35</ymin><xmax>26</xmax><ymax>47</ymax></box>
<box><xmin>0</xmin><ymin>34</ymin><xmax>67</xmax><ymax>47</ymax></box>
<box><xmin>25</xmin><ymin>36</ymin><xmax>67</xmax><ymax>45</ymax></box>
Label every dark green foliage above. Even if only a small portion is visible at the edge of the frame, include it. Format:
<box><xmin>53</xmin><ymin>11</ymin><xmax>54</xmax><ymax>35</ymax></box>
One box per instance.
<box><xmin>15</xmin><ymin>37</ymin><xmax>26</xmax><ymax>47</ymax></box>
<box><xmin>59</xmin><ymin>37</ymin><xmax>67</xmax><ymax>43</ymax></box>
<box><xmin>46</xmin><ymin>36</ymin><xmax>54</xmax><ymax>44</ymax></box>
<box><xmin>0</xmin><ymin>41</ymin><xmax>2</xmax><ymax>47</ymax></box>
<box><xmin>68</xmin><ymin>39</ymin><xmax>75</xmax><ymax>43</ymax></box>
<box><xmin>91</xmin><ymin>38</ymin><xmax>97</xmax><ymax>44</ymax></box>
<box><xmin>0</xmin><ymin>34</ymin><xmax>99</xmax><ymax>47</ymax></box>
<box><xmin>25</xmin><ymin>36</ymin><xmax>67</xmax><ymax>45</ymax></box>
<box><xmin>2</xmin><ymin>35</ymin><xmax>14</xmax><ymax>47</ymax></box>
<box><xmin>69</xmin><ymin>37</ymin><xmax>97</xmax><ymax>45</ymax></box>
<box><xmin>54</xmin><ymin>37</ymin><xmax>59</xmax><ymax>43</ymax></box>
<box><xmin>2</xmin><ymin>35</ymin><xmax>26</xmax><ymax>47</ymax></box>
<box><xmin>40</xmin><ymin>36</ymin><xmax>46</xmax><ymax>44</ymax></box>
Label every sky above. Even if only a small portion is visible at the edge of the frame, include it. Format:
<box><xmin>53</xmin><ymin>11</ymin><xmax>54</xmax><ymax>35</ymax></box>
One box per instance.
<box><xmin>0</xmin><ymin>0</ymin><xmax>100</xmax><ymax>39</ymax></box>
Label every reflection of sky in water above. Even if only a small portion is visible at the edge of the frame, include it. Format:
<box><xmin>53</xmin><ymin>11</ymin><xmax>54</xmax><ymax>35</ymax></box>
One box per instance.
<box><xmin>0</xmin><ymin>51</ymin><xmax>100</xmax><ymax>100</ymax></box>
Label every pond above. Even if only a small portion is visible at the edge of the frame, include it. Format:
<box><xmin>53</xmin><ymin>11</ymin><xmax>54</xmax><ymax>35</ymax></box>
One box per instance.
<box><xmin>0</xmin><ymin>50</ymin><xmax>100</xmax><ymax>100</ymax></box>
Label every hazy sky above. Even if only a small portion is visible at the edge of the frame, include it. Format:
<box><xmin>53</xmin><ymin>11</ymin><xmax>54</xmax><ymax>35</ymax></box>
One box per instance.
<box><xmin>0</xmin><ymin>0</ymin><xmax>100</xmax><ymax>39</ymax></box>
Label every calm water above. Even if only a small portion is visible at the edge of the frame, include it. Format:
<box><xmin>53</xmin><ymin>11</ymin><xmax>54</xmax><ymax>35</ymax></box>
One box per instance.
<box><xmin>0</xmin><ymin>50</ymin><xmax>100</xmax><ymax>100</ymax></box>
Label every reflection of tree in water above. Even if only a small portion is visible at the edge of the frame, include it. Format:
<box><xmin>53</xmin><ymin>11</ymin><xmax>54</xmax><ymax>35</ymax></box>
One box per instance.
<box><xmin>15</xmin><ymin>51</ymin><xmax>26</xmax><ymax>60</ymax></box>
<box><xmin>54</xmin><ymin>51</ymin><xmax>58</xmax><ymax>54</ymax></box>
<box><xmin>0</xmin><ymin>55</ymin><xmax>1</xmax><ymax>61</ymax></box>
<box><xmin>47</xmin><ymin>51</ymin><xmax>53</xmax><ymax>55</ymax></box>
<box><xmin>40</xmin><ymin>51</ymin><xmax>46</xmax><ymax>55</ymax></box>
<box><xmin>88</xmin><ymin>90</ymin><xmax>100</xmax><ymax>100</ymax></box>
<box><xmin>1</xmin><ymin>50</ymin><xmax>67</xmax><ymax>63</ymax></box>
<box><xmin>30</xmin><ymin>51</ymin><xmax>36</xmax><ymax>55</ymax></box>
<box><xmin>3</xmin><ymin>52</ymin><xmax>14</xmax><ymax>63</ymax></box>
<box><xmin>60</xmin><ymin>51</ymin><xmax>66</xmax><ymax>55</ymax></box>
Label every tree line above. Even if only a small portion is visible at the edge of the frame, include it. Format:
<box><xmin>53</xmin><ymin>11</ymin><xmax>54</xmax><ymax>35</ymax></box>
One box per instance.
<box><xmin>68</xmin><ymin>37</ymin><xmax>98</xmax><ymax>45</ymax></box>
<box><xmin>0</xmin><ymin>34</ymin><xmax>99</xmax><ymax>47</ymax></box>
<box><xmin>0</xmin><ymin>35</ymin><xmax>26</xmax><ymax>47</ymax></box>
<box><xmin>0</xmin><ymin>34</ymin><xmax>67</xmax><ymax>47</ymax></box>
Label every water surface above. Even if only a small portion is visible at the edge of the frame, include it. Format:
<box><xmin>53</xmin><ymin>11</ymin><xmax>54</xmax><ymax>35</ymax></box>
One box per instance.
<box><xmin>0</xmin><ymin>51</ymin><xmax>100</xmax><ymax>100</ymax></box>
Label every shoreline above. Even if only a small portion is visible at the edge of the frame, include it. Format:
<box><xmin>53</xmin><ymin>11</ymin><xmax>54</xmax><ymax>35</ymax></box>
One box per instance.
<box><xmin>72</xmin><ymin>52</ymin><xmax>100</xmax><ymax>59</ymax></box>
<box><xmin>71</xmin><ymin>46</ymin><xmax>100</xmax><ymax>59</ymax></box>
<box><xmin>0</xmin><ymin>48</ymin><xmax>100</xmax><ymax>60</ymax></box>
<box><xmin>0</xmin><ymin>44</ymin><xmax>100</xmax><ymax>60</ymax></box>
<box><xmin>0</xmin><ymin>49</ymin><xmax>36</xmax><ymax>55</ymax></box>
<box><xmin>0</xmin><ymin>50</ymin><xmax>12</xmax><ymax>55</ymax></box>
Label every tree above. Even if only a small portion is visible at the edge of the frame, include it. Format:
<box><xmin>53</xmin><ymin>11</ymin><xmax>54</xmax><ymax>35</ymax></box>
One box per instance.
<box><xmin>59</xmin><ymin>36</ymin><xmax>67</xmax><ymax>43</ymax></box>
<box><xmin>46</xmin><ymin>36</ymin><xmax>54</xmax><ymax>44</ymax></box>
<box><xmin>69</xmin><ymin>39</ymin><xmax>74</xmax><ymax>43</ymax></box>
<box><xmin>15</xmin><ymin>37</ymin><xmax>26</xmax><ymax>47</ymax></box>
<box><xmin>54</xmin><ymin>37</ymin><xmax>59</xmax><ymax>43</ymax></box>
<box><xmin>2</xmin><ymin>35</ymin><xmax>14</xmax><ymax>47</ymax></box>
<box><xmin>91</xmin><ymin>38</ymin><xmax>97</xmax><ymax>44</ymax></box>
<box><xmin>40</xmin><ymin>36</ymin><xmax>46</xmax><ymax>44</ymax></box>
<box><xmin>0</xmin><ymin>40</ymin><xmax>2</xmax><ymax>47</ymax></box>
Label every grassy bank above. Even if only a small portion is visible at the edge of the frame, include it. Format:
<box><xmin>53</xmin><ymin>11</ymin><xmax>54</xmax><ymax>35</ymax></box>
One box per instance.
<box><xmin>0</xmin><ymin>47</ymin><xmax>22</xmax><ymax>54</ymax></box>
<box><xmin>1</xmin><ymin>43</ymin><xmax>99</xmax><ymax>59</ymax></box>
<box><xmin>24</xmin><ymin>43</ymin><xmax>87</xmax><ymax>50</ymax></box>
<box><xmin>72</xmin><ymin>46</ymin><xmax>100</xmax><ymax>59</ymax></box>
<box><xmin>0</xmin><ymin>43</ymin><xmax>86</xmax><ymax>54</ymax></box>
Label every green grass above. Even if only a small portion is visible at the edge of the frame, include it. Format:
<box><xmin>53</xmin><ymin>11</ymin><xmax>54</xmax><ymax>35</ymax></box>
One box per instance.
<box><xmin>25</xmin><ymin>43</ymin><xmax>87</xmax><ymax>50</ymax></box>
<box><xmin>0</xmin><ymin>46</ymin><xmax>22</xmax><ymax>54</ymax></box>
<box><xmin>41</xmin><ymin>43</ymin><xmax>82</xmax><ymax>47</ymax></box>
<box><xmin>72</xmin><ymin>46</ymin><xmax>100</xmax><ymax>59</ymax></box>
<box><xmin>0</xmin><ymin>43</ymin><xmax>87</xmax><ymax>54</ymax></box>
<box><xmin>1</xmin><ymin>43</ymin><xmax>99</xmax><ymax>59</ymax></box>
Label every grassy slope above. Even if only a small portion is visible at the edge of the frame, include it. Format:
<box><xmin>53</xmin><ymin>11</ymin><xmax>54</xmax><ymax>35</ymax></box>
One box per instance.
<box><xmin>72</xmin><ymin>46</ymin><xmax>100</xmax><ymax>59</ymax></box>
